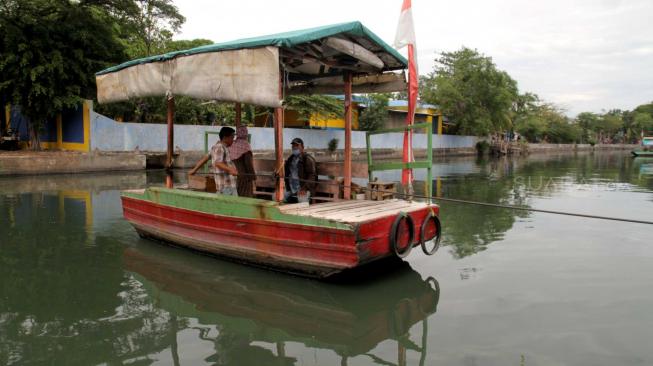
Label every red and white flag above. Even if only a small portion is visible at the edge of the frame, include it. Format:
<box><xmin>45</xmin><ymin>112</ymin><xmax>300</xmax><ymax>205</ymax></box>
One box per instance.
<box><xmin>394</xmin><ymin>0</ymin><xmax>418</xmax><ymax>192</ymax></box>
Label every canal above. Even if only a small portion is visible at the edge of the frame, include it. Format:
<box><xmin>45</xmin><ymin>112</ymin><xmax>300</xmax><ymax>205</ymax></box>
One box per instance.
<box><xmin>1</xmin><ymin>152</ymin><xmax>652</xmax><ymax>365</ymax></box>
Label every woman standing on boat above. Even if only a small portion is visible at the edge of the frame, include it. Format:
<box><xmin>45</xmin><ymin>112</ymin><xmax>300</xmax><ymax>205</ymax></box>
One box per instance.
<box><xmin>228</xmin><ymin>126</ymin><xmax>256</xmax><ymax>197</ymax></box>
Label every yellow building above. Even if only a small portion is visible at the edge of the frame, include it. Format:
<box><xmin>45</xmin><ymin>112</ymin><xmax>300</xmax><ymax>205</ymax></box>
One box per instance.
<box><xmin>385</xmin><ymin>100</ymin><xmax>444</xmax><ymax>135</ymax></box>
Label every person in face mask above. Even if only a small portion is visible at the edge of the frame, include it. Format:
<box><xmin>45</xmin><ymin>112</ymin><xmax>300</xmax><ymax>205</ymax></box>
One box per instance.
<box><xmin>283</xmin><ymin>138</ymin><xmax>316</xmax><ymax>203</ymax></box>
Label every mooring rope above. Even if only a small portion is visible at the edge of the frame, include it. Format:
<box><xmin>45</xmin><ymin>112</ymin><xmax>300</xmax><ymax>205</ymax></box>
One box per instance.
<box><xmin>193</xmin><ymin>172</ymin><xmax>653</xmax><ymax>225</ymax></box>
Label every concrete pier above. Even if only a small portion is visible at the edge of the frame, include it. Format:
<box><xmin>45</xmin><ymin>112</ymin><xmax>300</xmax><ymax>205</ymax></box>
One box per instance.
<box><xmin>0</xmin><ymin>151</ymin><xmax>146</xmax><ymax>176</ymax></box>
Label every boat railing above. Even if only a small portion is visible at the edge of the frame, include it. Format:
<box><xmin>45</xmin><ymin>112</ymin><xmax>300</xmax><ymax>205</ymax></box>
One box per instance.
<box><xmin>365</xmin><ymin>122</ymin><xmax>433</xmax><ymax>203</ymax></box>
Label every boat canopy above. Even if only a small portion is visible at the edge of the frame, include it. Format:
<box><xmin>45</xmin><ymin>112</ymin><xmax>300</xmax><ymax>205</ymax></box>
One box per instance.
<box><xmin>96</xmin><ymin>21</ymin><xmax>408</xmax><ymax>107</ymax></box>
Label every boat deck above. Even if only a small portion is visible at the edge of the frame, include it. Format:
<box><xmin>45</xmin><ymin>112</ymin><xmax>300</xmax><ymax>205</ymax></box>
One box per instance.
<box><xmin>279</xmin><ymin>199</ymin><xmax>431</xmax><ymax>224</ymax></box>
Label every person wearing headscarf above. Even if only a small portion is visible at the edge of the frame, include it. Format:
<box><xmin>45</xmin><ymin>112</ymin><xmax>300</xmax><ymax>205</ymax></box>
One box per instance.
<box><xmin>228</xmin><ymin>126</ymin><xmax>256</xmax><ymax>197</ymax></box>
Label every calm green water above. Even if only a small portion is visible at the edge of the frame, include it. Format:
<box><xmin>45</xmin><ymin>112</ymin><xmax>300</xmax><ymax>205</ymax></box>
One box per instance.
<box><xmin>1</xmin><ymin>152</ymin><xmax>652</xmax><ymax>365</ymax></box>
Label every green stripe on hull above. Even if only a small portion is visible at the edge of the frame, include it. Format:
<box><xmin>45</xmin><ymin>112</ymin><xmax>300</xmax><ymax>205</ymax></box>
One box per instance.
<box><xmin>122</xmin><ymin>187</ymin><xmax>353</xmax><ymax>231</ymax></box>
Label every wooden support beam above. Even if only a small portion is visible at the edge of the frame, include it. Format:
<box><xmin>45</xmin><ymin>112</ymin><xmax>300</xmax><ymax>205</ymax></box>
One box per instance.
<box><xmin>274</xmin><ymin>73</ymin><xmax>285</xmax><ymax>202</ymax></box>
<box><xmin>235</xmin><ymin>102</ymin><xmax>241</xmax><ymax>127</ymax></box>
<box><xmin>343</xmin><ymin>73</ymin><xmax>353</xmax><ymax>200</ymax></box>
<box><xmin>166</xmin><ymin>95</ymin><xmax>175</xmax><ymax>188</ymax></box>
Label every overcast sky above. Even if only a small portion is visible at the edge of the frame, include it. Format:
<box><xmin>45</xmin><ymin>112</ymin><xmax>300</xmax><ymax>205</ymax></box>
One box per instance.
<box><xmin>174</xmin><ymin>0</ymin><xmax>652</xmax><ymax>116</ymax></box>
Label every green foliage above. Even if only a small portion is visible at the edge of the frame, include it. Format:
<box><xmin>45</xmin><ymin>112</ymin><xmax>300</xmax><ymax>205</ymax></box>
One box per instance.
<box><xmin>284</xmin><ymin>95</ymin><xmax>343</xmax><ymax>122</ymax></box>
<box><xmin>420</xmin><ymin>47</ymin><xmax>518</xmax><ymax>136</ymax></box>
<box><xmin>119</xmin><ymin>0</ymin><xmax>186</xmax><ymax>58</ymax></box>
<box><xmin>0</xmin><ymin>0</ymin><xmax>128</xmax><ymax>148</ymax></box>
<box><xmin>358</xmin><ymin>93</ymin><xmax>390</xmax><ymax>131</ymax></box>
<box><xmin>475</xmin><ymin>140</ymin><xmax>490</xmax><ymax>155</ymax></box>
<box><xmin>513</xmin><ymin>97</ymin><xmax>580</xmax><ymax>143</ymax></box>
<box><xmin>327</xmin><ymin>138</ymin><xmax>339</xmax><ymax>152</ymax></box>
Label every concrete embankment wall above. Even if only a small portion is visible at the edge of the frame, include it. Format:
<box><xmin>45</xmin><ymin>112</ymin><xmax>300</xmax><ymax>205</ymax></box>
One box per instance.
<box><xmin>90</xmin><ymin>111</ymin><xmax>478</xmax><ymax>153</ymax></box>
<box><xmin>526</xmin><ymin>143</ymin><xmax>636</xmax><ymax>153</ymax></box>
<box><xmin>0</xmin><ymin>152</ymin><xmax>145</xmax><ymax>176</ymax></box>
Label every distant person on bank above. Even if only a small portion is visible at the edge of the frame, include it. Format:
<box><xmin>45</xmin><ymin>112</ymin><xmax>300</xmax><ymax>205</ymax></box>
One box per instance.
<box><xmin>209</xmin><ymin>127</ymin><xmax>238</xmax><ymax>195</ymax></box>
<box><xmin>282</xmin><ymin>138</ymin><xmax>316</xmax><ymax>203</ymax></box>
<box><xmin>228</xmin><ymin>126</ymin><xmax>256</xmax><ymax>197</ymax></box>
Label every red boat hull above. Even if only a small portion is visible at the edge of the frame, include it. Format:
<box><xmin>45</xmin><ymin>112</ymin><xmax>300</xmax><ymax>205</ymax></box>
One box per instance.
<box><xmin>122</xmin><ymin>194</ymin><xmax>438</xmax><ymax>277</ymax></box>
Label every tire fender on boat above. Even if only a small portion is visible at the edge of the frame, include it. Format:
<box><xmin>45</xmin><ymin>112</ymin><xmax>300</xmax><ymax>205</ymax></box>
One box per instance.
<box><xmin>419</xmin><ymin>210</ymin><xmax>442</xmax><ymax>256</ymax></box>
<box><xmin>390</xmin><ymin>212</ymin><xmax>415</xmax><ymax>258</ymax></box>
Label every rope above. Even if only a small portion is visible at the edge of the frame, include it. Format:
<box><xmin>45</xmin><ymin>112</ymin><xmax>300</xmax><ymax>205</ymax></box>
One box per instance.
<box><xmin>194</xmin><ymin>172</ymin><xmax>653</xmax><ymax>225</ymax></box>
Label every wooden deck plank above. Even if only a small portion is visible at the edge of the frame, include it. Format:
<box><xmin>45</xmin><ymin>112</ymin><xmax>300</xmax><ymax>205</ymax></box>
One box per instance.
<box><xmin>318</xmin><ymin>201</ymin><xmax>416</xmax><ymax>220</ymax></box>
<box><xmin>285</xmin><ymin>200</ymin><xmax>387</xmax><ymax>215</ymax></box>
<box><xmin>345</xmin><ymin>203</ymin><xmax>431</xmax><ymax>223</ymax></box>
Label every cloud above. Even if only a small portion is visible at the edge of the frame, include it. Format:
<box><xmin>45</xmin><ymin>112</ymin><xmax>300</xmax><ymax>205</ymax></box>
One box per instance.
<box><xmin>173</xmin><ymin>0</ymin><xmax>653</xmax><ymax>115</ymax></box>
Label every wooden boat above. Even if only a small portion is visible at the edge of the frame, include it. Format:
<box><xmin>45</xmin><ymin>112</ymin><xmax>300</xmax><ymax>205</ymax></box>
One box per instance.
<box><xmin>632</xmin><ymin>136</ymin><xmax>653</xmax><ymax>157</ymax></box>
<box><xmin>631</xmin><ymin>150</ymin><xmax>653</xmax><ymax>157</ymax></box>
<box><xmin>123</xmin><ymin>242</ymin><xmax>439</xmax><ymax>363</ymax></box>
<box><xmin>96</xmin><ymin>22</ymin><xmax>441</xmax><ymax>278</ymax></box>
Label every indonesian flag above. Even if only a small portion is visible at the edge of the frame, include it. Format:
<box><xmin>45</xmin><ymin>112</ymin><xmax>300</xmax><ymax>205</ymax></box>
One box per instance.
<box><xmin>394</xmin><ymin>0</ymin><xmax>418</xmax><ymax>191</ymax></box>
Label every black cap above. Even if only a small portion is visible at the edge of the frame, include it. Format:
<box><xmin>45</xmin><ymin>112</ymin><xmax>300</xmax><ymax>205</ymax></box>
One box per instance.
<box><xmin>290</xmin><ymin>137</ymin><xmax>304</xmax><ymax>145</ymax></box>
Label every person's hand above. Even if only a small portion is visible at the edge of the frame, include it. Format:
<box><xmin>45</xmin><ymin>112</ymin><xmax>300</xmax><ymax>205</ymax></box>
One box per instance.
<box><xmin>229</xmin><ymin>167</ymin><xmax>238</xmax><ymax>176</ymax></box>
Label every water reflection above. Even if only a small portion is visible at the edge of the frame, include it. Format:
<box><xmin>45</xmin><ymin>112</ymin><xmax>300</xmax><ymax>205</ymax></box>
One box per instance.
<box><xmin>435</xmin><ymin>152</ymin><xmax>653</xmax><ymax>258</ymax></box>
<box><xmin>123</xmin><ymin>243</ymin><xmax>440</xmax><ymax>365</ymax></box>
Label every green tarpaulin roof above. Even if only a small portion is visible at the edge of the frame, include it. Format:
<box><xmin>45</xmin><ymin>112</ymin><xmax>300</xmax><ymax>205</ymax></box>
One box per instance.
<box><xmin>96</xmin><ymin>21</ymin><xmax>407</xmax><ymax>76</ymax></box>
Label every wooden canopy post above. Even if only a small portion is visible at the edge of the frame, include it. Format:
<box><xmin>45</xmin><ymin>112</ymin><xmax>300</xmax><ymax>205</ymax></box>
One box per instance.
<box><xmin>274</xmin><ymin>73</ymin><xmax>285</xmax><ymax>202</ymax></box>
<box><xmin>343</xmin><ymin>73</ymin><xmax>353</xmax><ymax>200</ymax></box>
<box><xmin>165</xmin><ymin>95</ymin><xmax>175</xmax><ymax>188</ymax></box>
<box><xmin>235</xmin><ymin>102</ymin><xmax>241</xmax><ymax>127</ymax></box>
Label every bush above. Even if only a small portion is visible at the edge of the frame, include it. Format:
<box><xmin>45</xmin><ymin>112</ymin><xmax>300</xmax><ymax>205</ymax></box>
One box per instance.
<box><xmin>327</xmin><ymin>138</ymin><xmax>339</xmax><ymax>153</ymax></box>
<box><xmin>476</xmin><ymin>140</ymin><xmax>490</xmax><ymax>155</ymax></box>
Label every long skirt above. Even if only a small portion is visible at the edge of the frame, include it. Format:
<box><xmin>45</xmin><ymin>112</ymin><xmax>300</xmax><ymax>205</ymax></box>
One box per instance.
<box><xmin>233</xmin><ymin>151</ymin><xmax>255</xmax><ymax>197</ymax></box>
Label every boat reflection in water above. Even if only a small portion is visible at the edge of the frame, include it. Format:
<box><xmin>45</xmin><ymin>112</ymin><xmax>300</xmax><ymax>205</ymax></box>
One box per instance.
<box><xmin>123</xmin><ymin>242</ymin><xmax>440</xmax><ymax>365</ymax></box>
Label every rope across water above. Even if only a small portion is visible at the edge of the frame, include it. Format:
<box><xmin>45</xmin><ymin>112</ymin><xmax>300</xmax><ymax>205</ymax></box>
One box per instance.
<box><xmin>194</xmin><ymin>172</ymin><xmax>653</xmax><ymax>225</ymax></box>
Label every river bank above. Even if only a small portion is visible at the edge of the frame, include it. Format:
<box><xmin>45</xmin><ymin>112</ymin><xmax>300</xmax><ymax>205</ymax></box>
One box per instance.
<box><xmin>0</xmin><ymin>143</ymin><xmax>638</xmax><ymax>175</ymax></box>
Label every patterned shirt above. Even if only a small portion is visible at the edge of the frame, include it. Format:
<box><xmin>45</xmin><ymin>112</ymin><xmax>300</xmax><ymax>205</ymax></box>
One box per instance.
<box><xmin>210</xmin><ymin>142</ymin><xmax>237</xmax><ymax>194</ymax></box>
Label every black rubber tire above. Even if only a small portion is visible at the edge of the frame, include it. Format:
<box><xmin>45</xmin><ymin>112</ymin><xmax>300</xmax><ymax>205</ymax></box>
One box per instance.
<box><xmin>420</xmin><ymin>211</ymin><xmax>442</xmax><ymax>255</ymax></box>
<box><xmin>390</xmin><ymin>213</ymin><xmax>415</xmax><ymax>258</ymax></box>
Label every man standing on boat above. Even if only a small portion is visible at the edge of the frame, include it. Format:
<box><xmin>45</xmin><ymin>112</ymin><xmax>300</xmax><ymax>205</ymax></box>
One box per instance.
<box><xmin>211</xmin><ymin>127</ymin><xmax>239</xmax><ymax>196</ymax></box>
<box><xmin>283</xmin><ymin>138</ymin><xmax>316</xmax><ymax>203</ymax></box>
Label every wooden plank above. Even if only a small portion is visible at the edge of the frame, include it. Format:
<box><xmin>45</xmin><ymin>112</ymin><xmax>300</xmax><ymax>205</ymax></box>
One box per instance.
<box><xmin>278</xmin><ymin>202</ymin><xmax>310</xmax><ymax>212</ymax></box>
<box><xmin>286</xmin><ymin>199</ymin><xmax>385</xmax><ymax>215</ymax></box>
<box><xmin>346</xmin><ymin>203</ymin><xmax>430</xmax><ymax>223</ymax></box>
<box><xmin>316</xmin><ymin>161</ymin><xmax>368</xmax><ymax>178</ymax></box>
<box><xmin>316</xmin><ymin>199</ymin><xmax>410</xmax><ymax>218</ymax></box>
<box><xmin>318</xmin><ymin>201</ymin><xmax>416</xmax><ymax>220</ymax></box>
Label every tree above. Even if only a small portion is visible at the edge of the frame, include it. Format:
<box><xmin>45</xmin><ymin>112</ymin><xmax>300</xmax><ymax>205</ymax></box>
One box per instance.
<box><xmin>633</xmin><ymin>112</ymin><xmax>653</xmax><ymax>137</ymax></box>
<box><xmin>120</xmin><ymin>0</ymin><xmax>186</xmax><ymax>58</ymax></box>
<box><xmin>284</xmin><ymin>95</ymin><xmax>343</xmax><ymax>124</ymax></box>
<box><xmin>576</xmin><ymin>112</ymin><xmax>599</xmax><ymax>143</ymax></box>
<box><xmin>420</xmin><ymin>47</ymin><xmax>518</xmax><ymax>136</ymax></box>
<box><xmin>0</xmin><ymin>0</ymin><xmax>128</xmax><ymax>149</ymax></box>
<box><xmin>515</xmin><ymin>101</ymin><xmax>579</xmax><ymax>143</ymax></box>
<box><xmin>358</xmin><ymin>94</ymin><xmax>390</xmax><ymax>131</ymax></box>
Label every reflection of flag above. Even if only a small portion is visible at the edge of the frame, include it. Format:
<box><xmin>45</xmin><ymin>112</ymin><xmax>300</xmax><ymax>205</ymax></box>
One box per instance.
<box><xmin>394</xmin><ymin>0</ymin><xmax>418</xmax><ymax>188</ymax></box>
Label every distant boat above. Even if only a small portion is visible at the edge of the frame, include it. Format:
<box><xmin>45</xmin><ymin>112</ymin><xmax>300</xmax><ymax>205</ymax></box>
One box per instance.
<box><xmin>631</xmin><ymin>150</ymin><xmax>653</xmax><ymax>157</ymax></box>
<box><xmin>632</xmin><ymin>136</ymin><xmax>653</xmax><ymax>157</ymax></box>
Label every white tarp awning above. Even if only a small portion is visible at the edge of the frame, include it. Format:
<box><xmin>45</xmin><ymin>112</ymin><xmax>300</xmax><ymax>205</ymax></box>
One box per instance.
<box><xmin>96</xmin><ymin>47</ymin><xmax>282</xmax><ymax>107</ymax></box>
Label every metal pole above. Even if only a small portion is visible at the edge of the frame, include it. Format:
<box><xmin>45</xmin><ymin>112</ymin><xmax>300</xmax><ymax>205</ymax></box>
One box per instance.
<box><xmin>166</xmin><ymin>95</ymin><xmax>175</xmax><ymax>188</ymax></box>
<box><xmin>343</xmin><ymin>73</ymin><xmax>353</xmax><ymax>200</ymax></box>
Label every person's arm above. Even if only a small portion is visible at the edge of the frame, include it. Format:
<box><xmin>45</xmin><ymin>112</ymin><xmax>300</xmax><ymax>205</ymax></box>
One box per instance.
<box><xmin>215</xmin><ymin>161</ymin><xmax>238</xmax><ymax>175</ymax></box>
<box><xmin>188</xmin><ymin>154</ymin><xmax>210</xmax><ymax>176</ymax></box>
